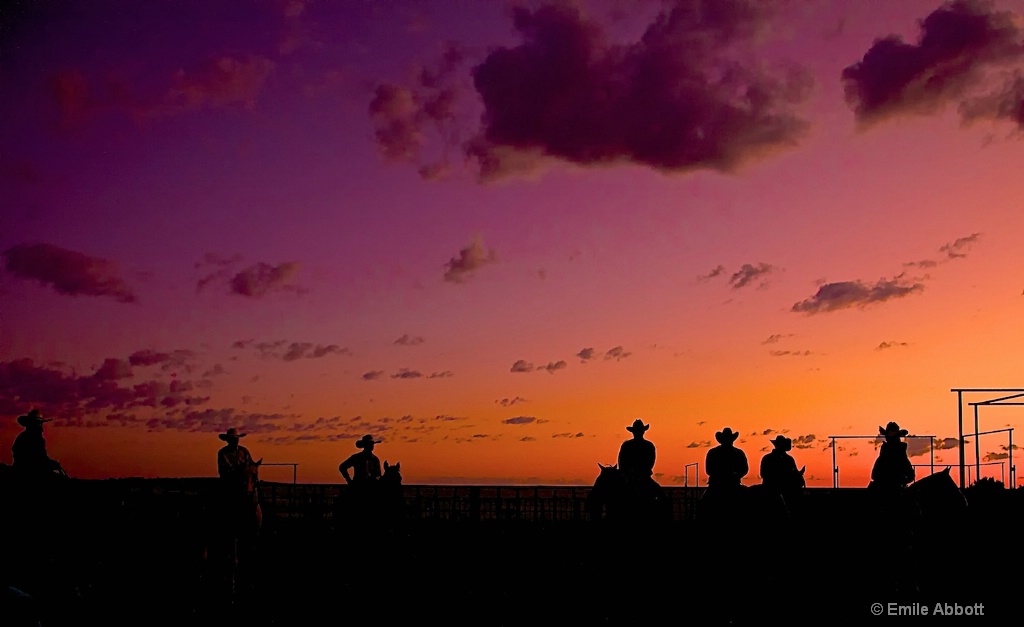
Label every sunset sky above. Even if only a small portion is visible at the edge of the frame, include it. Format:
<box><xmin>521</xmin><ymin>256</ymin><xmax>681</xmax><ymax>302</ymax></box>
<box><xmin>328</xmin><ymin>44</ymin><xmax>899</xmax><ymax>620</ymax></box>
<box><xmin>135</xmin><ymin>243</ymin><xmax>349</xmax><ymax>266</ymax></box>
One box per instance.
<box><xmin>2</xmin><ymin>0</ymin><xmax>1023</xmax><ymax>487</ymax></box>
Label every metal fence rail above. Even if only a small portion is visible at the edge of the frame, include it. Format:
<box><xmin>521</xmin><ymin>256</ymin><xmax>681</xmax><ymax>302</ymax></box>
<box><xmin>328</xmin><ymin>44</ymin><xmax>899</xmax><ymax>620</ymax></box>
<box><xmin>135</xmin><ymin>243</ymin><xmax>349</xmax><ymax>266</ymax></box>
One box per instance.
<box><xmin>257</xmin><ymin>483</ymin><xmax>707</xmax><ymax>523</ymax></box>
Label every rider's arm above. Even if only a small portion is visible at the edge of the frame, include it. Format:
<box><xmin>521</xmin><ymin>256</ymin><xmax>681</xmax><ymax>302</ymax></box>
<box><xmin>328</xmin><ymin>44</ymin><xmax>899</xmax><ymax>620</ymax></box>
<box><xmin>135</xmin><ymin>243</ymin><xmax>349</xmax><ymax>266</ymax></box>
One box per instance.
<box><xmin>339</xmin><ymin>455</ymin><xmax>354</xmax><ymax>482</ymax></box>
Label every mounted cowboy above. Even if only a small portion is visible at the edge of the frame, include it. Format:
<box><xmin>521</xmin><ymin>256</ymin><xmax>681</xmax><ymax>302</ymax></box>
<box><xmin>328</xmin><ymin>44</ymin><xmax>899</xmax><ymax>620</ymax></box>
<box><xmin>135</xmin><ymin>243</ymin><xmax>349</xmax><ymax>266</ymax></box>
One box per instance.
<box><xmin>705</xmin><ymin>427</ymin><xmax>748</xmax><ymax>490</ymax></box>
<box><xmin>869</xmin><ymin>421</ymin><xmax>916</xmax><ymax>498</ymax></box>
<box><xmin>759</xmin><ymin>434</ymin><xmax>806</xmax><ymax>512</ymax></box>
<box><xmin>618</xmin><ymin>419</ymin><xmax>657</xmax><ymax>487</ymax></box>
<box><xmin>11</xmin><ymin>409</ymin><xmax>65</xmax><ymax>482</ymax></box>
<box><xmin>217</xmin><ymin>427</ymin><xmax>259</xmax><ymax>487</ymax></box>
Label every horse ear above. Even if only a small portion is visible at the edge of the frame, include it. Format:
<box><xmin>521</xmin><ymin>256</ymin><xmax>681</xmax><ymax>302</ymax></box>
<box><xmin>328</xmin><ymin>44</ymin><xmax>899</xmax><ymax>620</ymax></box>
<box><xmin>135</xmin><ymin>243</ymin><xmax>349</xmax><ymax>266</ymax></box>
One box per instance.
<box><xmin>255</xmin><ymin>458</ymin><xmax>263</xmax><ymax>465</ymax></box>
<box><xmin>384</xmin><ymin>461</ymin><xmax>390</xmax><ymax>469</ymax></box>
<box><xmin>395</xmin><ymin>462</ymin><xmax>400</xmax><ymax>470</ymax></box>
<box><xmin>800</xmin><ymin>466</ymin><xmax>806</xmax><ymax>474</ymax></box>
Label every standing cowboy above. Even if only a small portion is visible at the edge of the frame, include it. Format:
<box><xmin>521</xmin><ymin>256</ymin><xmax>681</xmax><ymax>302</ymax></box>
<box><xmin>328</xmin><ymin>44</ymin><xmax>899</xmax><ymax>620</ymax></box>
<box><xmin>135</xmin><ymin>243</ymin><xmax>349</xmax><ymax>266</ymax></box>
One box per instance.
<box><xmin>11</xmin><ymin>409</ymin><xmax>64</xmax><ymax>481</ymax></box>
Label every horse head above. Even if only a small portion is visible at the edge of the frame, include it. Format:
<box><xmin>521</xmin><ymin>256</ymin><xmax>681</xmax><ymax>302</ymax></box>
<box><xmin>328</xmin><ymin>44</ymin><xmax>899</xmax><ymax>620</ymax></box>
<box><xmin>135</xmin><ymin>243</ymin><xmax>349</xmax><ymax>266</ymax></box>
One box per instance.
<box><xmin>382</xmin><ymin>461</ymin><xmax>402</xmax><ymax>485</ymax></box>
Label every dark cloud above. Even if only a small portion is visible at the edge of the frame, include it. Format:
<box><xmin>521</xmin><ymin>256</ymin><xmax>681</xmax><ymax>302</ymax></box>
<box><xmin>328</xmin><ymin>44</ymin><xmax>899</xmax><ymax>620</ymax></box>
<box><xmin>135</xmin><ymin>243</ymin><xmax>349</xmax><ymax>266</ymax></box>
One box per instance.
<box><xmin>502</xmin><ymin>416</ymin><xmax>536</xmax><ymax>425</ymax></box>
<box><xmin>791</xmin><ymin>274</ymin><xmax>925</xmax><ymax>314</ymax></box>
<box><xmin>842</xmin><ymin>0</ymin><xmax>1024</xmax><ymax>127</ymax></box>
<box><xmin>939</xmin><ymin>232</ymin><xmax>981</xmax><ymax>259</ymax></box>
<box><xmin>497</xmin><ymin>397</ymin><xmax>527</xmax><ymax>406</ymax></box>
<box><xmin>229</xmin><ymin>261</ymin><xmax>301</xmax><ymax>297</ymax></box>
<box><xmin>93</xmin><ymin>358</ymin><xmax>133</xmax><ymax>381</ymax></box>
<box><xmin>792</xmin><ymin>434</ymin><xmax>816</xmax><ymax>449</ymax></box>
<box><xmin>698</xmin><ymin>265</ymin><xmax>726</xmax><ymax>281</ymax></box>
<box><xmin>233</xmin><ymin>339</ymin><xmax>349</xmax><ymax>362</ymax></box>
<box><xmin>362</xmin><ymin>371</ymin><xmax>384</xmax><ymax>380</ymax></box>
<box><xmin>729</xmin><ymin>262</ymin><xmax>775</xmax><ymax>289</ymax></box>
<box><xmin>552</xmin><ymin>432</ymin><xmax>584</xmax><ymax>438</ymax></box>
<box><xmin>127</xmin><ymin>349</ymin><xmax>196</xmax><ymax>373</ymax></box>
<box><xmin>2</xmin><ymin>243</ymin><xmax>137</xmax><ymax>303</ymax></box>
<box><xmin>762</xmin><ymin>333</ymin><xmax>793</xmax><ymax>344</ymax></box>
<box><xmin>687</xmin><ymin>440</ymin><xmax>712</xmax><ymax>448</ymax></box>
<box><xmin>395</xmin><ymin>334</ymin><xmax>425</xmax><ymax>346</ymax></box>
<box><xmin>905</xmin><ymin>233</ymin><xmax>982</xmax><ymax>268</ymax></box>
<box><xmin>604</xmin><ymin>346</ymin><xmax>631</xmax><ymax>361</ymax></box>
<box><xmin>510</xmin><ymin>360</ymin><xmax>534</xmax><ymax>373</ymax></box>
<box><xmin>769</xmin><ymin>349</ymin><xmax>814</xmax><ymax>357</ymax></box>
<box><xmin>443</xmin><ymin>235</ymin><xmax>497</xmax><ymax>283</ymax></box>
<box><xmin>959</xmin><ymin>73</ymin><xmax>1024</xmax><ymax>127</ymax></box>
<box><xmin>465</xmin><ymin>1</ymin><xmax>812</xmax><ymax>181</ymax></box>
<box><xmin>143</xmin><ymin>407</ymin><xmax>293</xmax><ymax>434</ymax></box>
<box><xmin>428</xmin><ymin>371</ymin><xmax>454</xmax><ymax>378</ymax></box>
<box><xmin>907</xmin><ymin>438</ymin><xmax>934</xmax><ymax>458</ymax></box>
<box><xmin>281</xmin><ymin>342</ymin><xmax>350</xmax><ymax>361</ymax></box>
<box><xmin>391</xmin><ymin>368</ymin><xmax>423</xmax><ymax>379</ymax></box>
<box><xmin>876</xmin><ymin>341</ymin><xmax>910</xmax><ymax>350</ymax></box>
<box><xmin>577</xmin><ymin>347</ymin><xmax>597</xmax><ymax>362</ymax></box>
<box><xmin>0</xmin><ymin>357</ymin><xmax>211</xmax><ymax>426</ymax></box>
<box><xmin>541</xmin><ymin>360</ymin><xmax>568</xmax><ymax>374</ymax></box>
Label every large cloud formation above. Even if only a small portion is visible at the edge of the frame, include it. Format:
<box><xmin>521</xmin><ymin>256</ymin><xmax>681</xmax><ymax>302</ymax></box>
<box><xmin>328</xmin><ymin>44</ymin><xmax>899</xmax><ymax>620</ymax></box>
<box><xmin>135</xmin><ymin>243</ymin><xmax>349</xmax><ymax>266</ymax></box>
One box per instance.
<box><xmin>2</xmin><ymin>242</ymin><xmax>138</xmax><ymax>303</ymax></box>
<box><xmin>372</xmin><ymin>0</ymin><xmax>812</xmax><ymax>182</ymax></box>
<box><xmin>843</xmin><ymin>0</ymin><xmax>1024</xmax><ymax>128</ymax></box>
<box><xmin>467</xmin><ymin>1</ymin><xmax>812</xmax><ymax>180</ymax></box>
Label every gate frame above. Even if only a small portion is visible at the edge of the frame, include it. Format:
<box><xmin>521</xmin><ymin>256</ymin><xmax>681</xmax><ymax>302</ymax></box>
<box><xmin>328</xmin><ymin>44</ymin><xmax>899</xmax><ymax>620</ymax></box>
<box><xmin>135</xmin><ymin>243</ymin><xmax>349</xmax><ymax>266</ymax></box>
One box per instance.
<box><xmin>952</xmin><ymin>388</ymin><xmax>1023</xmax><ymax>488</ymax></box>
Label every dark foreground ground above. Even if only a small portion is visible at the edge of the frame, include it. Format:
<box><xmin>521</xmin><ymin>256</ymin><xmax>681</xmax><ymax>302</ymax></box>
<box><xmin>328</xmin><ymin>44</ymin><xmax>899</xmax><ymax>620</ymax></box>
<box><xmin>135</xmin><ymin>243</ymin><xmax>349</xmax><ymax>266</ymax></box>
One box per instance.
<box><xmin>2</xmin><ymin>483</ymin><xmax>1019</xmax><ymax>626</ymax></box>
<box><xmin>2</xmin><ymin>514</ymin><xmax>1016</xmax><ymax>626</ymax></box>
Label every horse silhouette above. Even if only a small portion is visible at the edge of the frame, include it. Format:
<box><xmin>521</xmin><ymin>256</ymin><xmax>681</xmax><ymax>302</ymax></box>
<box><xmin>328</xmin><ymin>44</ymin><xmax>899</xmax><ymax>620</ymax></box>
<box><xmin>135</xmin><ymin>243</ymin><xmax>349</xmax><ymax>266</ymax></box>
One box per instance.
<box><xmin>215</xmin><ymin>457</ymin><xmax>262</xmax><ymax>600</ymax></box>
<box><xmin>377</xmin><ymin>460</ymin><xmax>406</xmax><ymax>529</ymax></box>
<box><xmin>585</xmin><ymin>463</ymin><xmax>671</xmax><ymax>526</ymax></box>
<box><xmin>335</xmin><ymin>460</ymin><xmax>406</xmax><ymax>534</ymax></box>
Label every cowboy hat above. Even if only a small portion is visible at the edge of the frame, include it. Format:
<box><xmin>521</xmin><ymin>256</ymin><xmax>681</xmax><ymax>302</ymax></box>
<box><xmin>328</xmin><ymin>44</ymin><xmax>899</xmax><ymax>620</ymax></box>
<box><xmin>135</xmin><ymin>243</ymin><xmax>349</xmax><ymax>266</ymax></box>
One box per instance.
<box><xmin>626</xmin><ymin>419</ymin><xmax>649</xmax><ymax>434</ymax></box>
<box><xmin>879</xmin><ymin>422</ymin><xmax>908</xmax><ymax>438</ymax></box>
<box><xmin>356</xmin><ymin>434</ymin><xmax>382</xmax><ymax>449</ymax></box>
<box><xmin>715</xmin><ymin>427</ymin><xmax>739</xmax><ymax>444</ymax></box>
<box><xmin>17</xmin><ymin>409</ymin><xmax>52</xmax><ymax>427</ymax></box>
<box><xmin>769</xmin><ymin>434</ymin><xmax>792</xmax><ymax>450</ymax></box>
<box><xmin>218</xmin><ymin>427</ymin><xmax>247</xmax><ymax>441</ymax></box>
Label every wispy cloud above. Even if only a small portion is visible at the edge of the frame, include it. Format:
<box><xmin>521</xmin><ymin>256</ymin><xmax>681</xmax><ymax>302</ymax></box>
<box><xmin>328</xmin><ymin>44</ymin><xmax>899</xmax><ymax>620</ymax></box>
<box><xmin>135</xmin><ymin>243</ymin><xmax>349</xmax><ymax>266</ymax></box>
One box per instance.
<box><xmin>3</xmin><ymin>243</ymin><xmax>137</xmax><ymax>303</ymax></box>
<box><xmin>443</xmin><ymin>235</ymin><xmax>497</xmax><ymax>284</ymax></box>
<box><xmin>791</xmin><ymin>274</ymin><xmax>924</xmax><ymax>314</ymax></box>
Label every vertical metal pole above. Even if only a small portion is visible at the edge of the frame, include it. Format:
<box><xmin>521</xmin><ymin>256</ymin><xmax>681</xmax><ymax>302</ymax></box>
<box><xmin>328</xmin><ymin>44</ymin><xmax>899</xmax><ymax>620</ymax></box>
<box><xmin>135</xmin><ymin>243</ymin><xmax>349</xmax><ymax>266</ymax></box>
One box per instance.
<box><xmin>974</xmin><ymin>405</ymin><xmax>981</xmax><ymax>484</ymax></box>
<box><xmin>832</xmin><ymin>437</ymin><xmax>837</xmax><ymax>488</ymax></box>
<box><xmin>1010</xmin><ymin>429</ymin><xmax>1014</xmax><ymax>488</ymax></box>
<box><xmin>930</xmin><ymin>436</ymin><xmax>934</xmax><ymax>476</ymax></box>
<box><xmin>292</xmin><ymin>464</ymin><xmax>297</xmax><ymax>485</ymax></box>
<box><xmin>696</xmin><ymin>462</ymin><xmax>700</xmax><ymax>488</ymax></box>
<box><xmin>958</xmin><ymin>390</ymin><xmax>965</xmax><ymax>488</ymax></box>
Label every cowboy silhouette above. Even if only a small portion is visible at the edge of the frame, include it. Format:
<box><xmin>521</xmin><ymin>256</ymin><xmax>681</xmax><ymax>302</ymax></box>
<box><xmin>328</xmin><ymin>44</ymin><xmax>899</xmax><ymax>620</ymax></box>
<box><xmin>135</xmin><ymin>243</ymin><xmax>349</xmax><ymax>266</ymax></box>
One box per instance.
<box><xmin>11</xmin><ymin>409</ymin><xmax>64</xmax><ymax>482</ymax></box>
<box><xmin>618</xmin><ymin>419</ymin><xmax>657</xmax><ymax>486</ymax></box>
<box><xmin>705</xmin><ymin>427</ymin><xmax>748</xmax><ymax>489</ymax></box>
<box><xmin>217</xmin><ymin>427</ymin><xmax>258</xmax><ymax>485</ymax></box>
<box><xmin>760</xmin><ymin>435</ymin><xmax>805</xmax><ymax>508</ymax></box>
<box><xmin>869</xmin><ymin>422</ymin><xmax>916</xmax><ymax>505</ymax></box>
<box><xmin>339</xmin><ymin>434</ymin><xmax>383</xmax><ymax>485</ymax></box>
